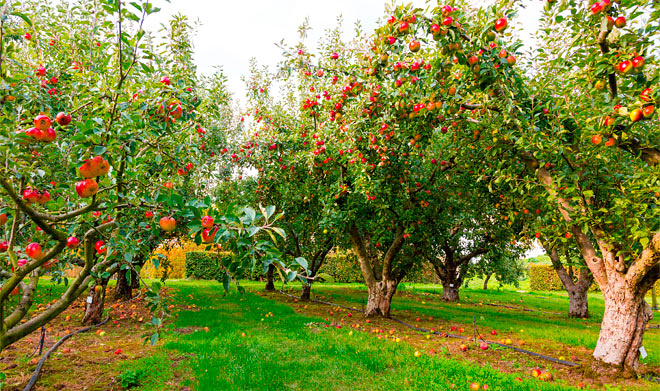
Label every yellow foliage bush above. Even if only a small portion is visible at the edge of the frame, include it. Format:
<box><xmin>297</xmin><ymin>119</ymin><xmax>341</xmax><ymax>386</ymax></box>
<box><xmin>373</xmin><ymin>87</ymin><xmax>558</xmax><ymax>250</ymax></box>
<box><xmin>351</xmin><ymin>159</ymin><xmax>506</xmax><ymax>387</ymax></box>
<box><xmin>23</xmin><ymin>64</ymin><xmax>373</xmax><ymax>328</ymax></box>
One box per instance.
<box><xmin>141</xmin><ymin>239</ymin><xmax>207</xmax><ymax>279</ymax></box>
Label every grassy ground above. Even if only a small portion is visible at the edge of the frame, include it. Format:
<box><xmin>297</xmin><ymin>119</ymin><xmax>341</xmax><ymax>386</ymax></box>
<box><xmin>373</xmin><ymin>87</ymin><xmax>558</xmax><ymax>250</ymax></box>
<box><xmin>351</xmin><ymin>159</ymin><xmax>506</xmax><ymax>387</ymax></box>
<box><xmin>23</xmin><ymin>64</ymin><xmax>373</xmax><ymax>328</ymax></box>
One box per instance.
<box><xmin>128</xmin><ymin>280</ymin><xmax>580</xmax><ymax>391</ymax></box>
<box><xmin>4</xmin><ymin>278</ymin><xmax>660</xmax><ymax>390</ymax></box>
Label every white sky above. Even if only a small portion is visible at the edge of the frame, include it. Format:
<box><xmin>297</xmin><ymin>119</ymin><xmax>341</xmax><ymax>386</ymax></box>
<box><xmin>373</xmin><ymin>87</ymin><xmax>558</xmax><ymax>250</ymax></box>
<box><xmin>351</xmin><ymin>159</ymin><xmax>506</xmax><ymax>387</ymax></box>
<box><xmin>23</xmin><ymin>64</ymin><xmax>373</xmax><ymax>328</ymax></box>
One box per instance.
<box><xmin>143</xmin><ymin>0</ymin><xmax>543</xmax><ymax>105</ymax></box>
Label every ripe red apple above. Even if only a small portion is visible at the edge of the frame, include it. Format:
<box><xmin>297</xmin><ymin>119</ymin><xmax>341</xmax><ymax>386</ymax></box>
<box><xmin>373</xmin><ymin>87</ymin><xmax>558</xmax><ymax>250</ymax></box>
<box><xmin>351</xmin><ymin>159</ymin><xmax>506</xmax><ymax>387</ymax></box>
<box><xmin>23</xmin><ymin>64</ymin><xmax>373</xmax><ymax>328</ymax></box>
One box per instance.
<box><xmin>95</xmin><ymin>240</ymin><xmax>107</xmax><ymax>254</ymax></box>
<box><xmin>459</xmin><ymin>343</ymin><xmax>468</xmax><ymax>351</ymax></box>
<box><xmin>605</xmin><ymin>137</ymin><xmax>616</xmax><ymax>147</ymax></box>
<box><xmin>40</xmin><ymin>128</ymin><xmax>57</xmax><ymax>143</ymax></box>
<box><xmin>430</xmin><ymin>23</ymin><xmax>441</xmax><ymax>36</ymax></box>
<box><xmin>468</xmin><ymin>55</ymin><xmax>479</xmax><ymax>65</ymax></box>
<box><xmin>160</xmin><ymin>216</ymin><xmax>176</xmax><ymax>231</ymax></box>
<box><xmin>66</xmin><ymin>237</ymin><xmax>79</xmax><ymax>249</ymax></box>
<box><xmin>470</xmin><ymin>382</ymin><xmax>480</xmax><ymax>390</ymax></box>
<box><xmin>331</xmin><ymin>52</ymin><xmax>339</xmax><ymax>60</ymax></box>
<box><xmin>531</xmin><ymin>368</ymin><xmax>542</xmax><ymax>377</ymax></box>
<box><xmin>75</xmin><ymin>179</ymin><xmax>99</xmax><ymax>198</ymax></box>
<box><xmin>630</xmin><ymin>108</ymin><xmax>643</xmax><ymax>122</ymax></box>
<box><xmin>398</xmin><ymin>21</ymin><xmax>409</xmax><ymax>33</ymax></box>
<box><xmin>160</xmin><ymin>76</ymin><xmax>170</xmax><ymax>85</ymax></box>
<box><xmin>632</xmin><ymin>56</ymin><xmax>645</xmax><ymax>69</ymax></box>
<box><xmin>0</xmin><ymin>213</ymin><xmax>6</xmax><ymax>225</ymax></box>
<box><xmin>163</xmin><ymin>182</ymin><xmax>174</xmax><ymax>190</ymax></box>
<box><xmin>617</xmin><ymin>60</ymin><xmax>633</xmax><ymax>74</ymax></box>
<box><xmin>590</xmin><ymin>2</ymin><xmax>602</xmax><ymax>14</ymax></box>
<box><xmin>538</xmin><ymin>371</ymin><xmax>553</xmax><ymax>381</ymax></box>
<box><xmin>591</xmin><ymin>134</ymin><xmax>602</xmax><ymax>145</ymax></box>
<box><xmin>23</xmin><ymin>188</ymin><xmax>39</xmax><ymax>204</ymax></box>
<box><xmin>643</xmin><ymin>105</ymin><xmax>655</xmax><ymax>118</ymax></box>
<box><xmin>37</xmin><ymin>191</ymin><xmax>51</xmax><ymax>205</ymax></box>
<box><xmin>480</xmin><ymin>342</ymin><xmax>489</xmax><ymax>350</ymax></box>
<box><xmin>442</xmin><ymin>16</ymin><xmax>453</xmax><ymax>26</ymax></box>
<box><xmin>0</xmin><ymin>241</ymin><xmax>8</xmax><ymax>252</ymax></box>
<box><xmin>506</xmin><ymin>55</ymin><xmax>516</xmax><ymax>65</ymax></box>
<box><xmin>614</xmin><ymin>16</ymin><xmax>626</xmax><ymax>28</ymax></box>
<box><xmin>55</xmin><ymin>112</ymin><xmax>72</xmax><ymax>126</ymax></box>
<box><xmin>494</xmin><ymin>17</ymin><xmax>507</xmax><ymax>32</ymax></box>
<box><xmin>202</xmin><ymin>227</ymin><xmax>218</xmax><ymax>243</ymax></box>
<box><xmin>168</xmin><ymin>102</ymin><xmax>183</xmax><ymax>119</ymax></box>
<box><xmin>490</xmin><ymin>330</ymin><xmax>497</xmax><ymax>336</ymax></box>
<box><xmin>114</xmin><ymin>348</ymin><xmax>122</xmax><ymax>355</ymax></box>
<box><xmin>25</xmin><ymin>127</ymin><xmax>43</xmax><ymax>141</ymax></box>
<box><xmin>201</xmin><ymin>215</ymin><xmax>214</xmax><ymax>228</ymax></box>
<box><xmin>34</xmin><ymin>114</ymin><xmax>51</xmax><ymax>131</ymax></box>
<box><xmin>26</xmin><ymin>242</ymin><xmax>43</xmax><ymax>260</ymax></box>
<box><xmin>409</xmin><ymin>40</ymin><xmax>420</xmax><ymax>52</ymax></box>
<box><xmin>145</xmin><ymin>211</ymin><xmax>154</xmax><ymax>218</ymax></box>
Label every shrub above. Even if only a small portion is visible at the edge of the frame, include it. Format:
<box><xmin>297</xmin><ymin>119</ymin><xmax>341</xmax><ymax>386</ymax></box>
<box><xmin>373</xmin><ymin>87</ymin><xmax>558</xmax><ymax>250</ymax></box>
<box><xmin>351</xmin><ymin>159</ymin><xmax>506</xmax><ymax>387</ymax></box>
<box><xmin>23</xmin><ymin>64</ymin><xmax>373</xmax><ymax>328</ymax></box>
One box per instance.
<box><xmin>118</xmin><ymin>369</ymin><xmax>146</xmax><ymax>389</ymax></box>
<box><xmin>141</xmin><ymin>239</ymin><xmax>206</xmax><ymax>279</ymax></box>
<box><xmin>528</xmin><ymin>264</ymin><xmax>599</xmax><ymax>292</ymax></box>
<box><xmin>185</xmin><ymin>251</ymin><xmax>222</xmax><ymax>280</ymax></box>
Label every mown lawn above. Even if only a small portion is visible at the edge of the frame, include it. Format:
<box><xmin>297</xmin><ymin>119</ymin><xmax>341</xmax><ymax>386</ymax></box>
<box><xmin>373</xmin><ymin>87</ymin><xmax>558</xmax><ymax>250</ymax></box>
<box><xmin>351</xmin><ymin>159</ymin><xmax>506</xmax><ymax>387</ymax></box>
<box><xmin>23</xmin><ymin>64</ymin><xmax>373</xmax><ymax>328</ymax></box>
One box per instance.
<box><xmin>128</xmin><ymin>280</ymin><xmax>581</xmax><ymax>391</ymax></box>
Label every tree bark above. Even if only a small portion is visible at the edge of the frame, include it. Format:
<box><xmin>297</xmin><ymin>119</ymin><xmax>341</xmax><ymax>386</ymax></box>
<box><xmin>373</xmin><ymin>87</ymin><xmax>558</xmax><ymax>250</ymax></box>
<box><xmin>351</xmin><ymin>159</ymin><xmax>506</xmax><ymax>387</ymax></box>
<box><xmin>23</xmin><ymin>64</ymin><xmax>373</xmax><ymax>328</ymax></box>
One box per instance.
<box><xmin>483</xmin><ymin>273</ymin><xmax>491</xmax><ymax>290</ymax></box>
<box><xmin>544</xmin><ymin>245</ymin><xmax>593</xmax><ymax>318</ymax></box>
<box><xmin>441</xmin><ymin>277</ymin><xmax>460</xmax><ymax>302</ymax></box>
<box><xmin>567</xmin><ymin>285</ymin><xmax>589</xmax><ymax>318</ymax></box>
<box><xmin>364</xmin><ymin>279</ymin><xmax>398</xmax><ymax>317</ymax></box>
<box><xmin>592</xmin><ymin>288</ymin><xmax>652</xmax><ymax>375</ymax></box>
<box><xmin>301</xmin><ymin>283</ymin><xmax>311</xmax><ymax>300</ymax></box>
<box><xmin>265</xmin><ymin>264</ymin><xmax>275</xmax><ymax>291</ymax></box>
<box><xmin>114</xmin><ymin>270</ymin><xmax>132</xmax><ymax>301</ymax></box>
<box><xmin>82</xmin><ymin>284</ymin><xmax>106</xmax><ymax>326</ymax></box>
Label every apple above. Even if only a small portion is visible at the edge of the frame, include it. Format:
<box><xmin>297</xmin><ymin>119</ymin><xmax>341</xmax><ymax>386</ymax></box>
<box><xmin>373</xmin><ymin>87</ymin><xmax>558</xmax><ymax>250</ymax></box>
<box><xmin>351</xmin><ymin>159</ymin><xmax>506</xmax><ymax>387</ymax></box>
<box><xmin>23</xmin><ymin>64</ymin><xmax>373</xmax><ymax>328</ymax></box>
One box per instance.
<box><xmin>430</xmin><ymin>23</ymin><xmax>441</xmax><ymax>36</ymax></box>
<box><xmin>202</xmin><ymin>227</ymin><xmax>218</xmax><ymax>243</ymax></box>
<box><xmin>40</xmin><ymin>128</ymin><xmax>57</xmax><ymax>143</ymax></box>
<box><xmin>459</xmin><ymin>343</ymin><xmax>468</xmax><ymax>351</ymax></box>
<box><xmin>531</xmin><ymin>368</ymin><xmax>542</xmax><ymax>377</ymax></box>
<box><xmin>490</xmin><ymin>330</ymin><xmax>497</xmax><ymax>336</ymax></box>
<box><xmin>470</xmin><ymin>383</ymin><xmax>480</xmax><ymax>390</ymax></box>
<box><xmin>590</xmin><ymin>2</ymin><xmax>603</xmax><ymax>14</ymax></box>
<box><xmin>163</xmin><ymin>181</ymin><xmax>174</xmax><ymax>190</ymax></box>
<box><xmin>145</xmin><ymin>211</ymin><xmax>154</xmax><ymax>218</ymax></box>
<box><xmin>25</xmin><ymin>127</ymin><xmax>43</xmax><ymax>141</ymax></box>
<box><xmin>398</xmin><ymin>21</ymin><xmax>409</xmax><ymax>33</ymax></box>
<box><xmin>168</xmin><ymin>101</ymin><xmax>183</xmax><ymax>119</ymax></box>
<box><xmin>630</xmin><ymin>108</ymin><xmax>643</xmax><ymax>122</ymax></box>
<box><xmin>614</xmin><ymin>16</ymin><xmax>626</xmax><ymax>28</ymax></box>
<box><xmin>605</xmin><ymin>137</ymin><xmax>616</xmax><ymax>147</ymax></box>
<box><xmin>114</xmin><ymin>348</ymin><xmax>122</xmax><ymax>355</ymax></box>
<box><xmin>591</xmin><ymin>134</ymin><xmax>602</xmax><ymax>145</ymax></box>
<box><xmin>468</xmin><ymin>55</ymin><xmax>479</xmax><ymax>65</ymax></box>
<box><xmin>442</xmin><ymin>16</ymin><xmax>453</xmax><ymax>26</ymax></box>
<box><xmin>538</xmin><ymin>371</ymin><xmax>553</xmax><ymax>381</ymax></box>
<box><xmin>23</xmin><ymin>188</ymin><xmax>39</xmax><ymax>204</ymax></box>
<box><xmin>632</xmin><ymin>56</ymin><xmax>645</xmax><ymax>70</ymax></box>
<box><xmin>414</xmin><ymin>350</ymin><xmax>421</xmax><ymax>357</ymax></box>
<box><xmin>201</xmin><ymin>215</ymin><xmax>214</xmax><ymax>228</ymax></box>
<box><xmin>409</xmin><ymin>40</ymin><xmax>420</xmax><ymax>52</ymax></box>
<box><xmin>66</xmin><ymin>237</ymin><xmax>79</xmax><ymax>249</ymax></box>
<box><xmin>617</xmin><ymin>60</ymin><xmax>633</xmax><ymax>74</ymax></box>
<box><xmin>643</xmin><ymin>105</ymin><xmax>655</xmax><ymax>118</ymax></box>
<box><xmin>494</xmin><ymin>18</ymin><xmax>507</xmax><ymax>32</ymax></box>
<box><xmin>160</xmin><ymin>216</ymin><xmax>176</xmax><ymax>231</ymax></box>
<box><xmin>0</xmin><ymin>241</ymin><xmax>8</xmax><ymax>252</ymax></box>
<box><xmin>37</xmin><ymin>190</ymin><xmax>51</xmax><ymax>205</ymax></box>
<box><xmin>95</xmin><ymin>240</ymin><xmax>107</xmax><ymax>254</ymax></box>
<box><xmin>506</xmin><ymin>55</ymin><xmax>517</xmax><ymax>65</ymax></box>
<box><xmin>0</xmin><ymin>213</ymin><xmax>7</xmax><ymax>226</ymax></box>
<box><xmin>55</xmin><ymin>112</ymin><xmax>72</xmax><ymax>126</ymax></box>
<box><xmin>480</xmin><ymin>342</ymin><xmax>489</xmax><ymax>350</ymax></box>
<box><xmin>26</xmin><ymin>242</ymin><xmax>43</xmax><ymax>260</ymax></box>
<box><xmin>331</xmin><ymin>52</ymin><xmax>339</xmax><ymax>60</ymax></box>
<box><xmin>34</xmin><ymin>114</ymin><xmax>51</xmax><ymax>131</ymax></box>
<box><xmin>504</xmin><ymin>338</ymin><xmax>512</xmax><ymax>344</ymax></box>
<box><xmin>160</xmin><ymin>76</ymin><xmax>170</xmax><ymax>85</ymax></box>
<box><xmin>76</xmin><ymin>179</ymin><xmax>98</xmax><ymax>198</ymax></box>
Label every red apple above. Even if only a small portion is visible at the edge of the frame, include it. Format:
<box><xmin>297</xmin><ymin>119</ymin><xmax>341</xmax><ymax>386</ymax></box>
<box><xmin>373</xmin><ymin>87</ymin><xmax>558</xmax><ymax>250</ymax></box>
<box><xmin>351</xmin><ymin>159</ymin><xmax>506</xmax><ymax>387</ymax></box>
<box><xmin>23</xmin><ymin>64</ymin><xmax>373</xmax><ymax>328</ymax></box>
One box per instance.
<box><xmin>201</xmin><ymin>215</ymin><xmax>214</xmax><ymax>228</ymax></box>
<box><xmin>459</xmin><ymin>343</ymin><xmax>468</xmax><ymax>351</ymax></box>
<box><xmin>160</xmin><ymin>76</ymin><xmax>170</xmax><ymax>85</ymax></box>
<box><xmin>160</xmin><ymin>216</ymin><xmax>176</xmax><ymax>231</ymax></box>
<box><xmin>470</xmin><ymin>383</ymin><xmax>480</xmax><ymax>390</ymax></box>
<box><xmin>468</xmin><ymin>55</ymin><xmax>479</xmax><ymax>65</ymax></box>
<box><xmin>430</xmin><ymin>23</ymin><xmax>441</xmax><ymax>36</ymax></box>
<box><xmin>632</xmin><ymin>56</ymin><xmax>645</xmax><ymax>69</ymax></box>
<box><xmin>490</xmin><ymin>330</ymin><xmax>497</xmax><ymax>336</ymax></box>
<box><xmin>590</xmin><ymin>2</ymin><xmax>602</xmax><ymax>14</ymax></box>
<box><xmin>480</xmin><ymin>342</ymin><xmax>489</xmax><ymax>350</ymax></box>
<box><xmin>25</xmin><ymin>127</ymin><xmax>43</xmax><ymax>141</ymax></box>
<box><xmin>591</xmin><ymin>134</ymin><xmax>602</xmax><ymax>145</ymax></box>
<box><xmin>506</xmin><ymin>55</ymin><xmax>516</xmax><ymax>65</ymax></box>
<box><xmin>398</xmin><ymin>21</ymin><xmax>409</xmax><ymax>33</ymax></box>
<box><xmin>640</xmin><ymin>88</ymin><xmax>653</xmax><ymax>102</ymax></box>
<box><xmin>0</xmin><ymin>213</ymin><xmax>6</xmax><ymax>225</ymax></box>
<box><xmin>494</xmin><ymin>18</ymin><xmax>507</xmax><ymax>32</ymax></box>
<box><xmin>34</xmin><ymin>114</ymin><xmax>51</xmax><ymax>131</ymax></box>
<box><xmin>531</xmin><ymin>368</ymin><xmax>542</xmax><ymax>377</ymax></box>
<box><xmin>145</xmin><ymin>211</ymin><xmax>154</xmax><ymax>218</ymax></box>
<box><xmin>168</xmin><ymin>102</ymin><xmax>183</xmax><ymax>119</ymax></box>
<box><xmin>617</xmin><ymin>60</ymin><xmax>633</xmax><ymax>74</ymax></box>
<box><xmin>643</xmin><ymin>105</ymin><xmax>655</xmax><ymax>118</ymax></box>
<box><xmin>40</xmin><ymin>128</ymin><xmax>56</xmax><ymax>143</ymax></box>
<box><xmin>630</xmin><ymin>108</ymin><xmax>643</xmax><ymax>122</ymax></box>
<box><xmin>75</xmin><ymin>179</ymin><xmax>99</xmax><ymax>198</ymax></box>
<box><xmin>0</xmin><ymin>241</ymin><xmax>8</xmax><ymax>252</ymax></box>
<box><xmin>605</xmin><ymin>137</ymin><xmax>616</xmax><ymax>147</ymax></box>
<box><xmin>442</xmin><ymin>16</ymin><xmax>453</xmax><ymax>26</ymax></box>
<box><xmin>614</xmin><ymin>16</ymin><xmax>626</xmax><ymax>28</ymax></box>
<box><xmin>55</xmin><ymin>112</ymin><xmax>72</xmax><ymax>126</ymax></box>
<box><xmin>409</xmin><ymin>40</ymin><xmax>420</xmax><ymax>52</ymax></box>
<box><xmin>66</xmin><ymin>237</ymin><xmax>79</xmax><ymax>249</ymax></box>
<box><xmin>26</xmin><ymin>242</ymin><xmax>43</xmax><ymax>260</ymax></box>
<box><xmin>37</xmin><ymin>191</ymin><xmax>51</xmax><ymax>205</ymax></box>
<box><xmin>202</xmin><ymin>227</ymin><xmax>218</xmax><ymax>243</ymax></box>
<box><xmin>95</xmin><ymin>240</ymin><xmax>107</xmax><ymax>255</ymax></box>
<box><xmin>23</xmin><ymin>188</ymin><xmax>39</xmax><ymax>204</ymax></box>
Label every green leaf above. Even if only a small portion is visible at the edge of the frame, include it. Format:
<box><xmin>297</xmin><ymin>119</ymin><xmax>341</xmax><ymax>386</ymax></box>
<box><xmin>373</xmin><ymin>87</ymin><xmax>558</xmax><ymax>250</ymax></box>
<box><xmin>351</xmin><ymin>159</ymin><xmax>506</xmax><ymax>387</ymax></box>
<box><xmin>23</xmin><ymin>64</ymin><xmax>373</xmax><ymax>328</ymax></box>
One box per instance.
<box><xmin>294</xmin><ymin>257</ymin><xmax>308</xmax><ymax>270</ymax></box>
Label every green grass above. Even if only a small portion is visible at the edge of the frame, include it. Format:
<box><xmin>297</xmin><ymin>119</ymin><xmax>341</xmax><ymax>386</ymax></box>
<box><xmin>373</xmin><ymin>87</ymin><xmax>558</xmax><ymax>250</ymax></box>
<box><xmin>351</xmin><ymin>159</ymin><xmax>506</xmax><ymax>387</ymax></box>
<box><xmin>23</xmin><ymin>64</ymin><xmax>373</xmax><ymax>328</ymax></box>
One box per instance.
<box><xmin>129</xmin><ymin>280</ymin><xmax>580</xmax><ymax>391</ymax></box>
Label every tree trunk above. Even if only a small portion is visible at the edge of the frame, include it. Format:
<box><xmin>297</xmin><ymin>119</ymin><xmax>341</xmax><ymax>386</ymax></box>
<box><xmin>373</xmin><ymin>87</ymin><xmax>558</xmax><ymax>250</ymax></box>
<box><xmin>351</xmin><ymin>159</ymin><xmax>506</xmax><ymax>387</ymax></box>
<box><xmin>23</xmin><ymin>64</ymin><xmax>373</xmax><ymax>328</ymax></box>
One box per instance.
<box><xmin>265</xmin><ymin>264</ymin><xmax>275</xmax><ymax>291</ymax></box>
<box><xmin>130</xmin><ymin>268</ymin><xmax>140</xmax><ymax>289</ymax></box>
<box><xmin>567</xmin><ymin>285</ymin><xmax>589</xmax><ymax>318</ymax></box>
<box><xmin>364</xmin><ymin>279</ymin><xmax>398</xmax><ymax>317</ymax></box>
<box><xmin>82</xmin><ymin>284</ymin><xmax>106</xmax><ymax>326</ymax></box>
<box><xmin>592</xmin><ymin>288</ymin><xmax>652</xmax><ymax>375</ymax></box>
<box><xmin>301</xmin><ymin>283</ymin><xmax>311</xmax><ymax>300</ymax></box>
<box><xmin>442</xmin><ymin>280</ymin><xmax>460</xmax><ymax>302</ymax></box>
<box><xmin>652</xmin><ymin>286</ymin><xmax>658</xmax><ymax>310</ymax></box>
<box><xmin>114</xmin><ymin>270</ymin><xmax>132</xmax><ymax>301</ymax></box>
<box><xmin>483</xmin><ymin>273</ymin><xmax>491</xmax><ymax>290</ymax></box>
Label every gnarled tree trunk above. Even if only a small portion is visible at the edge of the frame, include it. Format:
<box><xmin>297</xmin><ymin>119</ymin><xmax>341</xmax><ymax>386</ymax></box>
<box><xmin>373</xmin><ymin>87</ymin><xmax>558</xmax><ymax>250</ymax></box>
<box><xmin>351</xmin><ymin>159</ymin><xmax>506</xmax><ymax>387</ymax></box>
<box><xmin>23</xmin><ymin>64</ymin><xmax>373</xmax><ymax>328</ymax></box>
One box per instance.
<box><xmin>483</xmin><ymin>273</ymin><xmax>491</xmax><ymax>290</ymax></box>
<box><xmin>349</xmin><ymin>224</ymin><xmax>405</xmax><ymax>318</ymax></box>
<box><xmin>82</xmin><ymin>283</ymin><xmax>106</xmax><ymax>326</ymax></box>
<box><xmin>114</xmin><ymin>270</ymin><xmax>132</xmax><ymax>301</ymax></box>
<box><xmin>300</xmin><ymin>283</ymin><xmax>311</xmax><ymax>300</ymax></box>
<box><xmin>265</xmin><ymin>264</ymin><xmax>275</xmax><ymax>291</ymax></box>
<box><xmin>544</xmin><ymin>245</ymin><xmax>593</xmax><ymax>318</ymax></box>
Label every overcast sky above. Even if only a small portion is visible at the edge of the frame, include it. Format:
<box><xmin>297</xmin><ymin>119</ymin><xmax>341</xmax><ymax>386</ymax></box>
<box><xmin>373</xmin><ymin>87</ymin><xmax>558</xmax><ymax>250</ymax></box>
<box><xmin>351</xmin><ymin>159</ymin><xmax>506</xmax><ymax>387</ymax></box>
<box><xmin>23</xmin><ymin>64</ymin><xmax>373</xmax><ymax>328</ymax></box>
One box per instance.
<box><xmin>142</xmin><ymin>0</ymin><xmax>543</xmax><ymax>106</ymax></box>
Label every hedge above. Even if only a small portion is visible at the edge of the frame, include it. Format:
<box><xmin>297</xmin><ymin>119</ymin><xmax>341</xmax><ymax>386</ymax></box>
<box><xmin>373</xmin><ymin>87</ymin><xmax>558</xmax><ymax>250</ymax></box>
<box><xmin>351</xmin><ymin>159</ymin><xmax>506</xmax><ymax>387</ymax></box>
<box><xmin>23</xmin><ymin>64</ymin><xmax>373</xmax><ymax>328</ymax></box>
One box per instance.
<box><xmin>185</xmin><ymin>251</ymin><xmax>236</xmax><ymax>280</ymax></box>
<box><xmin>528</xmin><ymin>264</ymin><xmax>599</xmax><ymax>292</ymax></box>
<box><xmin>320</xmin><ymin>250</ymin><xmax>438</xmax><ymax>284</ymax></box>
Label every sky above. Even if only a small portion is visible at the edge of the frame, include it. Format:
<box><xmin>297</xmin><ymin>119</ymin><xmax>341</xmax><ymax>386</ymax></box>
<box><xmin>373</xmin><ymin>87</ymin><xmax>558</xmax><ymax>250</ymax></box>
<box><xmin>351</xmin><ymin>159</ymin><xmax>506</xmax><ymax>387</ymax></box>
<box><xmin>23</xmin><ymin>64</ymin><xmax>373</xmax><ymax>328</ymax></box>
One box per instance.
<box><xmin>142</xmin><ymin>0</ymin><xmax>544</xmax><ymax>106</ymax></box>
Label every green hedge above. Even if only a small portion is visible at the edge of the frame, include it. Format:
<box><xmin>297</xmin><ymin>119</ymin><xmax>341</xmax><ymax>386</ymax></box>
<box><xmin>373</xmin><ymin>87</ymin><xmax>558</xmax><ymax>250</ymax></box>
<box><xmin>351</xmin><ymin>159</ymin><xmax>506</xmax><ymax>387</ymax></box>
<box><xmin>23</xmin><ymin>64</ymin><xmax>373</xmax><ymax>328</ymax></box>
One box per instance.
<box><xmin>528</xmin><ymin>264</ymin><xmax>599</xmax><ymax>292</ymax></box>
<box><xmin>185</xmin><ymin>251</ymin><xmax>222</xmax><ymax>280</ymax></box>
<box><xmin>320</xmin><ymin>250</ymin><xmax>438</xmax><ymax>284</ymax></box>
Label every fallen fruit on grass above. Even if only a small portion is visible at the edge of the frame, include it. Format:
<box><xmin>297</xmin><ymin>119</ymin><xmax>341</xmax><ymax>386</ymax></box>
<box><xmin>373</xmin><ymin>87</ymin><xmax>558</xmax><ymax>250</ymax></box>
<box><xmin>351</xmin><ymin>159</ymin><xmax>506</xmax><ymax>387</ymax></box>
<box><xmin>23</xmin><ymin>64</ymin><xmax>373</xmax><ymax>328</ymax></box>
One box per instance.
<box><xmin>470</xmin><ymin>382</ymin><xmax>480</xmax><ymax>390</ymax></box>
<box><xmin>538</xmin><ymin>371</ymin><xmax>553</xmax><ymax>381</ymax></box>
<box><xmin>459</xmin><ymin>344</ymin><xmax>468</xmax><ymax>351</ymax></box>
<box><xmin>114</xmin><ymin>348</ymin><xmax>122</xmax><ymax>355</ymax></box>
<box><xmin>414</xmin><ymin>351</ymin><xmax>422</xmax><ymax>357</ymax></box>
<box><xmin>480</xmin><ymin>342</ymin><xmax>489</xmax><ymax>350</ymax></box>
<box><xmin>531</xmin><ymin>368</ymin><xmax>542</xmax><ymax>377</ymax></box>
<box><xmin>490</xmin><ymin>330</ymin><xmax>497</xmax><ymax>335</ymax></box>
<box><xmin>505</xmin><ymin>338</ymin><xmax>512</xmax><ymax>344</ymax></box>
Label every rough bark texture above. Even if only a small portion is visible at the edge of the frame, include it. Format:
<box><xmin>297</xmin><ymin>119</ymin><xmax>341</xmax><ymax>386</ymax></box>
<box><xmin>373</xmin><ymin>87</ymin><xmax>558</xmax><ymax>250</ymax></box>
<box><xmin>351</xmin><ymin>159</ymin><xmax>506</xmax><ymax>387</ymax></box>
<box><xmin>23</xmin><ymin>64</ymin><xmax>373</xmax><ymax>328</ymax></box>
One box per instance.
<box><xmin>265</xmin><ymin>264</ymin><xmax>275</xmax><ymax>291</ymax></box>
<box><xmin>483</xmin><ymin>274</ymin><xmax>491</xmax><ymax>290</ymax></box>
<box><xmin>300</xmin><ymin>284</ymin><xmax>311</xmax><ymax>300</ymax></box>
<box><xmin>593</xmin><ymin>289</ymin><xmax>652</xmax><ymax>375</ymax></box>
<box><xmin>544</xmin><ymin>245</ymin><xmax>593</xmax><ymax>318</ymax></box>
<box><xmin>82</xmin><ymin>284</ymin><xmax>106</xmax><ymax>326</ymax></box>
<box><xmin>114</xmin><ymin>270</ymin><xmax>132</xmax><ymax>301</ymax></box>
<box><xmin>441</xmin><ymin>280</ymin><xmax>460</xmax><ymax>302</ymax></box>
<box><xmin>567</xmin><ymin>286</ymin><xmax>590</xmax><ymax>318</ymax></box>
<box><xmin>364</xmin><ymin>279</ymin><xmax>398</xmax><ymax>317</ymax></box>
